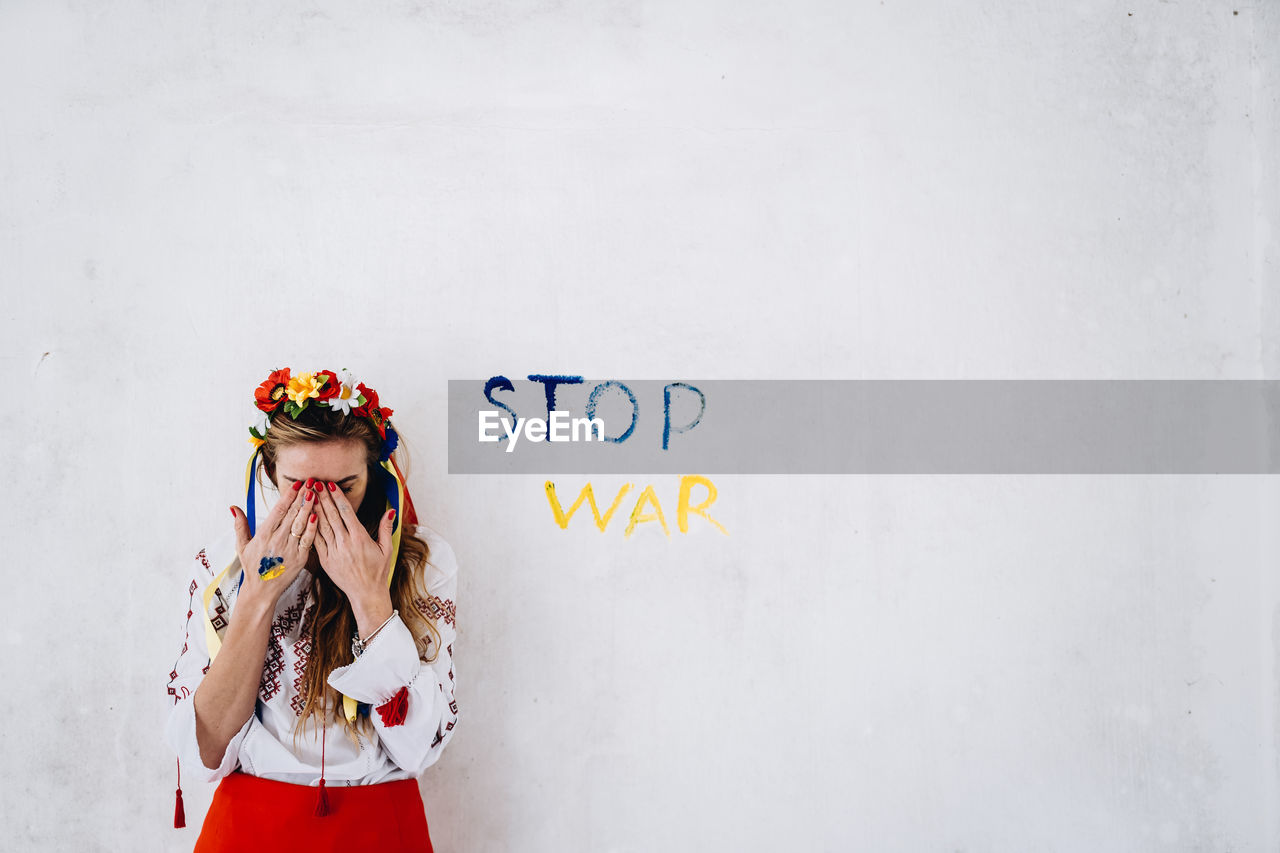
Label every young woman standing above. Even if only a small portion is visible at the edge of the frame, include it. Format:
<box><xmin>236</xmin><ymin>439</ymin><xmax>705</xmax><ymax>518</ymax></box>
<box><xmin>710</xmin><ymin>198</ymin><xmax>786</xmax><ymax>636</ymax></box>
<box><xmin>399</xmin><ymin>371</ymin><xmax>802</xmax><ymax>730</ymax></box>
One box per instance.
<box><xmin>165</xmin><ymin>368</ymin><xmax>459</xmax><ymax>851</ymax></box>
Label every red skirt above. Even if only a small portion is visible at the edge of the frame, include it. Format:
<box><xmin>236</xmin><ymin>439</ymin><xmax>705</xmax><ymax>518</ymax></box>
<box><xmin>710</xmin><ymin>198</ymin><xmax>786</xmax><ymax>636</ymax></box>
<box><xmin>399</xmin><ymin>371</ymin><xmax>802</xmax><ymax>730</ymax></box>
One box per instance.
<box><xmin>194</xmin><ymin>770</ymin><xmax>434</xmax><ymax>852</ymax></box>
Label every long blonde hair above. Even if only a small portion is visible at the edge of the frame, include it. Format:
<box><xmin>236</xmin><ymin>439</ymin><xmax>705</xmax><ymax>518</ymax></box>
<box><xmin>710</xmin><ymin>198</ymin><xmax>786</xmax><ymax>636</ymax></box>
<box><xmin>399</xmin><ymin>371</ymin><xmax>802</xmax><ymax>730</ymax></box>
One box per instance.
<box><xmin>256</xmin><ymin>405</ymin><xmax>441</xmax><ymax>746</ymax></box>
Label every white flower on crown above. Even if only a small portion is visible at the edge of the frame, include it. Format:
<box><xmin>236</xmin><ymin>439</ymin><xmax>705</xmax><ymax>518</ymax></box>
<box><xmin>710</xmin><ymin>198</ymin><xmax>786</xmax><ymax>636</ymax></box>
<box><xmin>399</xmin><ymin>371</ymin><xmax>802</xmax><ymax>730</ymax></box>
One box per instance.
<box><xmin>328</xmin><ymin>368</ymin><xmax>362</xmax><ymax>415</ymax></box>
<box><xmin>254</xmin><ymin>409</ymin><xmax>271</xmax><ymax>436</ymax></box>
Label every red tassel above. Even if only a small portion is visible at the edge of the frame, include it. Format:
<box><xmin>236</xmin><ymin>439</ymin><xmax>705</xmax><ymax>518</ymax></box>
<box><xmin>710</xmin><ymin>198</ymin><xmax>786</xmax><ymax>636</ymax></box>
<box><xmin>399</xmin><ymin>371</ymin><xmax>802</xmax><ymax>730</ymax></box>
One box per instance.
<box><xmin>315</xmin><ymin>715</ymin><xmax>332</xmax><ymax>817</ymax></box>
<box><xmin>174</xmin><ymin>757</ymin><xmax>186</xmax><ymax>828</ymax></box>
<box><xmin>315</xmin><ymin>778</ymin><xmax>331</xmax><ymax>817</ymax></box>
<box><xmin>376</xmin><ymin>685</ymin><xmax>410</xmax><ymax>727</ymax></box>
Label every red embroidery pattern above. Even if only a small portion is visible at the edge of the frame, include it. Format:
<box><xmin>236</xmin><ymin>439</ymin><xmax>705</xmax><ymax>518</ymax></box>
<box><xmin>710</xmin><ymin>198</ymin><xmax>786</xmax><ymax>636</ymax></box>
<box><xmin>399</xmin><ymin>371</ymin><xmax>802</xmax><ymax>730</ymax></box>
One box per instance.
<box><xmin>260</xmin><ymin>591</ymin><xmax>307</xmax><ymax>702</ymax></box>
<box><xmin>167</xmin><ymin>559</ymin><xmax>207</xmax><ymax>704</ymax></box>
<box><xmin>290</xmin><ymin>603</ymin><xmax>317</xmax><ymax>716</ymax></box>
<box><xmin>430</xmin><ymin>643</ymin><xmax>458</xmax><ymax>748</ymax></box>
<box><xmin>413</xmin><ymin>595</ymin><xmax>456</xmax><ymax>628</ymax></box>
<box><xmin>209</xmin><ymin>600</ymin><xmax>228</xmax><ymax>634</ymax></box>
<box><xmin>167</xmin><ymin>668</ymin><xmax>186</xmax><ymax>701</ymax></box>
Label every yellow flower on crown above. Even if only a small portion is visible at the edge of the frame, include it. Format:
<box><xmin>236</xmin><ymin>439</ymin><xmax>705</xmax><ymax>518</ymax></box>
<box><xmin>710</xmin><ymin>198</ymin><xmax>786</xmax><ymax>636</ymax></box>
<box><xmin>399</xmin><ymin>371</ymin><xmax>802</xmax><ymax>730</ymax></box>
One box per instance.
<box><xmin>286</xmin><ymin>371</ymin><xmax>325</xmax><ymax>406</ymax></box>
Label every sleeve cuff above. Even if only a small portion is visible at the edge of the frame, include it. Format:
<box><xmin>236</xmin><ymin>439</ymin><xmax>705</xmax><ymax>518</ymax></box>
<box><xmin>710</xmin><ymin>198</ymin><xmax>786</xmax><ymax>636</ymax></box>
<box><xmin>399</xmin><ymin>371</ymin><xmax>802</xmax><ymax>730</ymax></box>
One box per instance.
<box><xmin>326</xmin><ymin>614</ymin><xmax>420</xmax><ymax>705</ymax></box>
<box><xmin>164</xmin><ymin>698</ymin><xmax>254</xmax><ymax>783</ymax></box>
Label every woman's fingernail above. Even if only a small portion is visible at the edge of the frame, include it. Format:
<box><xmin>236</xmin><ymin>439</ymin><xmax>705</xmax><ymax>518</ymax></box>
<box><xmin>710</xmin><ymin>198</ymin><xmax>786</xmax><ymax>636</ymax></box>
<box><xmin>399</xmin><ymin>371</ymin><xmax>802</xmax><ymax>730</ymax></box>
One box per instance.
<box><xmin>328</xmin><ymin>481</ymin><xmax>337</xmax><ymax>491</ymax></box>
<box><xmin>230</xmin><ymin>507</ymin><xmax>237</xmax><ymax>518</ymax></box>
<box><xmin>306</xmin><ymin>478</ymin><xmax>315</xmax><ymax>488</ymax></box>
<box><xmin>293</xmin><ymin>481</ymin><xmax>303</xmax><ymax>491</ymax></box>
<box><xmin>310</xmin><ymin>512</ymin><xmax>317</xmax><ymax>523</ymax></box>
<box><xmin>388</xmin><ymin>509</ymin><xmax>396</xmax><ymax>521</ymax></box>
<box><xmin>306</xmin><ymin>491</ymin><xmax>313</xmax><ymax>501</ymax></box>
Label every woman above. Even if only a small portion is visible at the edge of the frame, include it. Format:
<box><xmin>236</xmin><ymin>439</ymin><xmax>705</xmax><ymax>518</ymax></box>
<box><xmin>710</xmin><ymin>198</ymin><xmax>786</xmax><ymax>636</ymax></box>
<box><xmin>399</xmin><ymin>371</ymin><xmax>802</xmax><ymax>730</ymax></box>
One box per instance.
<box><xmin>164</xmin><ymin>367</ymin><xmax>459</xmax><ymax>851</ymax></box>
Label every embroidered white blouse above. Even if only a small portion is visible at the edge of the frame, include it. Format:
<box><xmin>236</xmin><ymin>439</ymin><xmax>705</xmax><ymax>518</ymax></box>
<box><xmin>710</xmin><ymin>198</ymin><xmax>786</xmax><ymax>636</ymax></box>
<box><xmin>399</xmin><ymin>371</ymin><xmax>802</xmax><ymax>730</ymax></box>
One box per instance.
<box><xmin>163</xmin><ymin>524</ymin><xmax>459</xmax><ymax>786</ymax></box>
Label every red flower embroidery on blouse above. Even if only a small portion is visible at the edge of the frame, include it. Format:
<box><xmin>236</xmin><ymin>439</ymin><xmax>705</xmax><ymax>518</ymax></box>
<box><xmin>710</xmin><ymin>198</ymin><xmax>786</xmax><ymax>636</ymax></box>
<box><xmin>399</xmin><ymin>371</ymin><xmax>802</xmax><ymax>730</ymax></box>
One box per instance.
<box><xmin>376</xmin><ymin>685</ymin><xmax>410</xmax><ymax>727</ymax></box>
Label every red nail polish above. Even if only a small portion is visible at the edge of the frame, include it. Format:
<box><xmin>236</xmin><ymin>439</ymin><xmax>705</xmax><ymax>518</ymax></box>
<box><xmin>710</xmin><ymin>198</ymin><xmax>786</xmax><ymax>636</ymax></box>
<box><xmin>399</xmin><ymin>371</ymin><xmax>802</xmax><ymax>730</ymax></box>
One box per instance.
<box><xmin>388</xmin><ymin>509</ymin><xmax>396</xmax><ymax>521</ymax></box>
<box><xmin>306</xmin><ymin>478</ymin><xmax>315</xmax><ymax>488</ymax></box>
<box><xmin>310</xmin><ymin>512</ymin><xmax>317</xmax><ymax>523</ymax></box>
<box><xmin>293</xmin><ymin>481</ymin><xmax>303</xmax><ymax>491</ymax></box>
<box><xmin>230</xmin><ymin>507</ymin><xmax>237</xmax><ymax>518</ymax></box>
<box><xmin>306</xmin><ymin>491</ymin><xmax>313</xmax><ymax>501</ymax></box>
<box><xmin>328</xmin><ymin>481</ymin><xmax>337</xmax><ymax>492</ymax></box>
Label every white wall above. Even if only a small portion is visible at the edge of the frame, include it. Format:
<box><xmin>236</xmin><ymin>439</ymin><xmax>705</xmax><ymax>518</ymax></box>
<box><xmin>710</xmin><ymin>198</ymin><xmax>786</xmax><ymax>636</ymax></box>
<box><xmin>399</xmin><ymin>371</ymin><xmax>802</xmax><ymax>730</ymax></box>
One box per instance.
<box><xmin>2</xmin><ymin>1</ymin><xmax>1277</xmax><ymax>850</ymax></box>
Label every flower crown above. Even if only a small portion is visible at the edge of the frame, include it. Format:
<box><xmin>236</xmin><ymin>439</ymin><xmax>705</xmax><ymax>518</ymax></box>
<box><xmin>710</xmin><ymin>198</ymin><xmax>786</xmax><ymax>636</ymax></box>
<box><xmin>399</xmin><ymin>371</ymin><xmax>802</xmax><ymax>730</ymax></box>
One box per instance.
<box><xmin>249</xmin><ymin>367</ymin><xmax>399</xmax><ymax>460</ymax></box>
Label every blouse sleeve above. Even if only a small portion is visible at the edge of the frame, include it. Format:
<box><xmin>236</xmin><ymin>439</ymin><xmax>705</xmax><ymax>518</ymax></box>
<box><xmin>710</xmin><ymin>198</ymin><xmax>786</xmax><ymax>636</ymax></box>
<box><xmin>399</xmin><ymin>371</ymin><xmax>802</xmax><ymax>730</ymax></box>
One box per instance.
<box><xmin>162</xmin><ymin>543</ymin><xmax>256</xmax><ymax>783</ymax></box>
<box><xmin>326</xmin><ymin>532</ymin><xmax>460</xmax><ymax>776</ymax></box>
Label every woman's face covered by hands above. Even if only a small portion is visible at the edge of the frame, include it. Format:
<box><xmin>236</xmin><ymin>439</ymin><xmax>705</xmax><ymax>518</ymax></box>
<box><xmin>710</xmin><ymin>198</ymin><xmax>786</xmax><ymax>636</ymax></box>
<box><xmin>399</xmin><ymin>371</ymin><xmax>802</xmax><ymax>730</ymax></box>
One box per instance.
<box><xmin>273</xmin><ymin>439</ymin><xmax>368</xmax><ymax>570</ymax></box>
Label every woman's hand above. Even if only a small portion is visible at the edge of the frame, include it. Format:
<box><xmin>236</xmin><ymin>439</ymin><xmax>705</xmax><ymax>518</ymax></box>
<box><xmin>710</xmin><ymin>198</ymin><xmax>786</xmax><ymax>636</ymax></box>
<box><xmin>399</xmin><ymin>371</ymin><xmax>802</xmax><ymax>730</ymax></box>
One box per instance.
<box><xmin>312</xmin><ymin>480</ymin><xmax>396</xmax><ymax>632</ymax></box>
<box><xmin>230</xmin><ymin>480</ymin><xmax>319</xmax><ymax>616</ymax></box>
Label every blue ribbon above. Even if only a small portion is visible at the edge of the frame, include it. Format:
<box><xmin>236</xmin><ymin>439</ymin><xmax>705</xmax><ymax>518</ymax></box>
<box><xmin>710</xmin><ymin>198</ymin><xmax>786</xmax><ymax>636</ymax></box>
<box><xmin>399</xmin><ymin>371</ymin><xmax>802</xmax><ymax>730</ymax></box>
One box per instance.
<box><xmin>380</xmin><ymin>463</ymin><xmax>401</xmax><ymax>539</ymax></box>
<box><xmin>236</xmin><ymin>446</ymin><xmax>263</xmax><ymax>594</ymax></box>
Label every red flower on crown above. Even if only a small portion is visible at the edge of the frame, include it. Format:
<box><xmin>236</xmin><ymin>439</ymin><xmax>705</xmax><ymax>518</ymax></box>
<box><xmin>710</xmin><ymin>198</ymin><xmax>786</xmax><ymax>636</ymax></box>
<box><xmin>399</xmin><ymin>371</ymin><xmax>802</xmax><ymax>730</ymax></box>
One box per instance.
<box><xmin>351</xmin><ymin>383</ymin><xmax>380</xmax><ymax>418</ymax></box>
<box><xmin>254</xmin><ymin>368</ymin><xmax>291</xmax><ymax>413</ymax></box>
<box><xmin>352</xmin><ymin>383</ymin><xmax>393</xmax><ymax>439</ymax></box>
<box><xmin>314</xmin><ymin>370</ymin><xmax>340</xmax><ymax>402</ymax></box>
